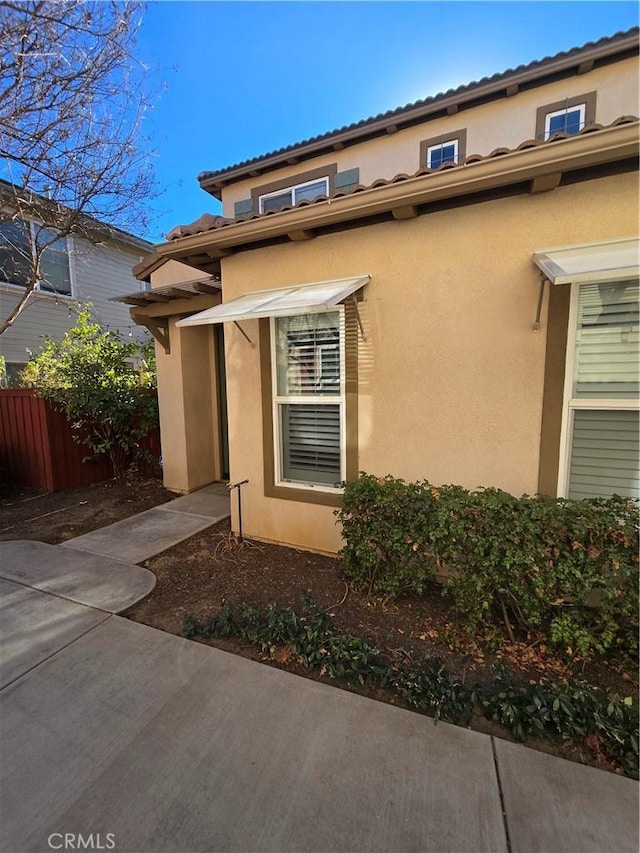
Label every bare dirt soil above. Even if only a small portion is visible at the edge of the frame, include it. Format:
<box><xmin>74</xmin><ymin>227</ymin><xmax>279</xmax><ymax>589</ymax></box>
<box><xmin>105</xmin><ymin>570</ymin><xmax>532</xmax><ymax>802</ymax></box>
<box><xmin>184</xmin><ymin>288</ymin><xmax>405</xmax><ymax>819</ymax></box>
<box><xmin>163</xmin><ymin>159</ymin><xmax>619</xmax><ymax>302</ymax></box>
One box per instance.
<box><xmin>0</xmin><ymin>475</ymin><xmax>174</xmax><ymax>544</ymax></box>
<box><xmin>125</xmin><ymin>518</ymin><xmax>636</xmax><ymax>776</ymax></box>
<box><xmin>127</xmin><ymin>519</ymin><xmax>634</xmax><ymax>695</ymax></box>
<box><xmin>4</xmin><ymin>479</ymin><xmax>633</xmax><ymax>775</ymax></box>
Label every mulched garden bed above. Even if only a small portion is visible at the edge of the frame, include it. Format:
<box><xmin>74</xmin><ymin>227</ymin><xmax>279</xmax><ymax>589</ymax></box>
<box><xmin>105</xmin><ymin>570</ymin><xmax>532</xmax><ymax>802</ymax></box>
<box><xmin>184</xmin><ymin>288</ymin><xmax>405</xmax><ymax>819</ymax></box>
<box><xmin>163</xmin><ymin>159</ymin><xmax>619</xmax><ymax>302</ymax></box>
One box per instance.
<box><xmin>125</xmin><ymin>519</ymin><xmax>637</xmax><ymax>774</ymax></box>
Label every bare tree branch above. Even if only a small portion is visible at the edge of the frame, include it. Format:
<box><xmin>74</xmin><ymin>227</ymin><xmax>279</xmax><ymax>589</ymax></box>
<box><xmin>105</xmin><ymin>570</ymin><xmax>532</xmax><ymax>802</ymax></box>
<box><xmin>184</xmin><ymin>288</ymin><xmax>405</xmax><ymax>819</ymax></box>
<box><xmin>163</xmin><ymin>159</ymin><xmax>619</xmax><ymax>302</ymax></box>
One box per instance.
<box><xmin>0</xmin><ymin>0</ymin><xmax>159</xmax><ymax>334</ymax></box>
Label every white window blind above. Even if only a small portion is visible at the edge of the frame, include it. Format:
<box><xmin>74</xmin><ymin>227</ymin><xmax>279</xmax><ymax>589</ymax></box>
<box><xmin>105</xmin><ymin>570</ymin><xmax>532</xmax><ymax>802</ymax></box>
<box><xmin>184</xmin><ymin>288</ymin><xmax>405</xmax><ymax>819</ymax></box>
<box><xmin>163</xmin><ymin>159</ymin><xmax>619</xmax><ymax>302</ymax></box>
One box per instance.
<box><xmin>568</xmin><ymin>410</ymin><xmax>639</xmax><ymax>500</ymax></box>
<box><xmin>566</xmin><ymin>279</ymin><xmax>640</xmax><ymax>501</ymax></box>
<box><xmin>273</xmin><ymin>311</ymin><xmax>344</xmax><ymax>488</ymax></box>
<box><xmin>573</xmin><ymin>280</ymin><xmax>639</xmax><ymax>398</ymax></box>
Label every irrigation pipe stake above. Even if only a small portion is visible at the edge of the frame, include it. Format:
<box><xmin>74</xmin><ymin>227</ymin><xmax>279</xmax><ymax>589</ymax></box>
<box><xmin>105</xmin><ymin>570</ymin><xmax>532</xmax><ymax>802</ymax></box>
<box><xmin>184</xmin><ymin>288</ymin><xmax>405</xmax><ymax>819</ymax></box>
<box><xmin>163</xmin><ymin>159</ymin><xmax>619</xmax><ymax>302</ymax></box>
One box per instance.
<box><xmin>228</xmin><ymin>479</ymin><xmax>249</xmax><ymax>541</ymax></box>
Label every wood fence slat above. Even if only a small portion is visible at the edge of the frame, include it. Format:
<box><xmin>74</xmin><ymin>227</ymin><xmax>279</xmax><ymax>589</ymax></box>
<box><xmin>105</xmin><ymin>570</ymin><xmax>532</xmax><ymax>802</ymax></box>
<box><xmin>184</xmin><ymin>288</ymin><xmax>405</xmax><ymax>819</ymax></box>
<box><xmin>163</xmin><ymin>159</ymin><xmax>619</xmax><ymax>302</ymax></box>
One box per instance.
<box><xmin>0</xmin><ymin>389</ymin><xmax>160</xmax><ymax>492</ymax></box>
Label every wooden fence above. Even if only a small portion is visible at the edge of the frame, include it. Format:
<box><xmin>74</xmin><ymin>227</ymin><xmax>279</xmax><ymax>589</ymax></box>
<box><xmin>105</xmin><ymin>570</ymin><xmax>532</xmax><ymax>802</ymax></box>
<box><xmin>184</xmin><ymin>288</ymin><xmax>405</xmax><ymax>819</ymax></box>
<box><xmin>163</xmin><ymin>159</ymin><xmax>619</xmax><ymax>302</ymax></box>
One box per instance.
<box><xmin>0</xmin><ymin>389</ymin><xmax>161</xmax><ymax>492</ymax></box>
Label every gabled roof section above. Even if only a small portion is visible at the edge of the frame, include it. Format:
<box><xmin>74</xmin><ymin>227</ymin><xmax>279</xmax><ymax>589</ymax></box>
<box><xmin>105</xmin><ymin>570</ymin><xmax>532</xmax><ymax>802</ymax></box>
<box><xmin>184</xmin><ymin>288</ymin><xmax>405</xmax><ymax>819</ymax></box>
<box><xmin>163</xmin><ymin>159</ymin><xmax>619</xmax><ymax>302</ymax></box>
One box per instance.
<box><xmin>198</xmin><ymin>27</ymin><xmax>639</xmax><ymax>198</ymax></box>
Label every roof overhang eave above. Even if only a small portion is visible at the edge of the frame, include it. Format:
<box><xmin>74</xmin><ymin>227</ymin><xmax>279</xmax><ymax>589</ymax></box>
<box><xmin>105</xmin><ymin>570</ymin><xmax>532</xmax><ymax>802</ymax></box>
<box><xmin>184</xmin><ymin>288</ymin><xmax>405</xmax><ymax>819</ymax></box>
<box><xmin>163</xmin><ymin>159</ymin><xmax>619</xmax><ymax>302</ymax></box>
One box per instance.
<box><xmin>198</xmin><ymin>32</ymin><xmax>639</xmax><ymax>194</ymax></box>
<box><xmin>158</xmin><ymin>122</ymin><xmax>639</xmax><ymax>264</ymax></box>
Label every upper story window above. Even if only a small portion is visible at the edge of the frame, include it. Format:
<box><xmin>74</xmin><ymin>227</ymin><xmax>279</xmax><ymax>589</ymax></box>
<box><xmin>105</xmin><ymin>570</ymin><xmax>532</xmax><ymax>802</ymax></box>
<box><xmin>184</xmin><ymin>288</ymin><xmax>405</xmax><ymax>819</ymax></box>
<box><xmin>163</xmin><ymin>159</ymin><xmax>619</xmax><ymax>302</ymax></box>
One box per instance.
<box><xmin>420</xmin><ymin>129</ymin><xmax>467</xmax><ymax>171</ymax></box>
<box><xmin>426</xmin><ymin>139</ymin><xmax>459</xmax><ymax>169</ymax></box>
<box><xmin>259</xmin><ymin>177</ymin><xmax>330</xmax><ymax>214</ymax></box>
<box><xmin>234</xmin><ymin>164</ymin><xmax>344</xmax><ymax>219</ymax></box>
<box><xmin>544</xmin><ymin>104</ymin><xmax>586</xmax><ymax>139</ymax></box>
<box><xmin>535</xmin><ymin>91</ymin><xmax>596</xmax><ymax>142</ymax></box>
<box><xmin>0</xmin><ymin>219</ymin><xmax>71</xmax><ymax>295</ymax></box>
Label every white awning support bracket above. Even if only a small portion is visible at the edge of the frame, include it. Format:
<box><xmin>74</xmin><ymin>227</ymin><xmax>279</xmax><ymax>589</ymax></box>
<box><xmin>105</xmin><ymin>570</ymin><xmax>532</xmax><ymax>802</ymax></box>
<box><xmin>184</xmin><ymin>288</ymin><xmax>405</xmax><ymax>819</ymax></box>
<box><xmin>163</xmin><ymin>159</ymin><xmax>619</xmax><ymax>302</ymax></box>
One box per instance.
<box><xmin>233</xmin><ymin>320</ymin><xmax>254</xmax><ymax>347</ymax></box>
<box><xmin>533</xmin><ymin>273</ymin><xmax>548</xmax><ymax>332</ymax></box>
<box><xmin>351</xmin><ymin>294</ymin><xmax>366</xmax><ymax>340</ymax></box>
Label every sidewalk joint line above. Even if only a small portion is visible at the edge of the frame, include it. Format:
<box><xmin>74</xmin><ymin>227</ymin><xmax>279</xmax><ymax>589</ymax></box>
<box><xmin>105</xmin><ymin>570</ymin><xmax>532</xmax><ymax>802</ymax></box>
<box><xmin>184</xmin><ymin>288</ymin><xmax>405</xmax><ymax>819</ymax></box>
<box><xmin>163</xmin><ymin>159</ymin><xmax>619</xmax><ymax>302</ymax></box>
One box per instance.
<box><xmin>491</xmin><ymin>736</ymin><xmax>513</xmax><ymax>853</ymax></box>
<box><xmin>154</xmin><ymin>507</ymin><xmax>230</xmax><ymax>520</ymax></box>
<box><xmin>0</xmin><ymin>613</ymin><xmax>112</xmax><ymax>693</ymax></box>
<box><xmin>0</xmin><ymin>574</ymin><xmax>115</xmax><ymax>614</ymax></box>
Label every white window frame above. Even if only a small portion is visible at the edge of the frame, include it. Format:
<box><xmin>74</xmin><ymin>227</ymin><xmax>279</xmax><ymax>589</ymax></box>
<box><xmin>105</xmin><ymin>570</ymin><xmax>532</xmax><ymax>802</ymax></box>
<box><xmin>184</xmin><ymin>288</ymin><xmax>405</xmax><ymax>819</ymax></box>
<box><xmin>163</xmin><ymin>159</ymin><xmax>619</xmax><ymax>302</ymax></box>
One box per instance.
<box><xmin>258</xmin><ymin>176</ymin><xmax>330</xmax><ymax>214</ymax></box>
<box><xmin>0</xmin><ymin>217</ymin><xmax>74</xmax><ymax>299</ymax></box>
<box><xmin>426</xmin><ymin>138</ymin><xmax>459</xmax><ymax>169</ymax></box>
<box><xmin>557</xmin><ymin>278</ymin><xmax>639</xmax><ymax>497</ymax></box>
<box><xmin>544</xmin><ymin>103</ymin><xmax>586</xmax><ymax>141</ymax></box>
<box><xmin>270</xmin><ymin>307</ymin><xmax>346</xmax><ymax>493</ymax></box>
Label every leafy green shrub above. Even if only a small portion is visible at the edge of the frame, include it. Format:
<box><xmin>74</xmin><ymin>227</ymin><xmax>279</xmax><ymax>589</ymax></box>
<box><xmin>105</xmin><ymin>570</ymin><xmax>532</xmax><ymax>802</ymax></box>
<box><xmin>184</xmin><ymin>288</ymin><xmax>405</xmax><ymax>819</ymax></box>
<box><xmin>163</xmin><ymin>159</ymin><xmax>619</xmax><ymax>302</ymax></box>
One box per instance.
<box><xmin>337</xmin><ymin>474</ymin><xmax>639</xmax><ymax>657</ymax></box>
<box><xmin>335</xmin><ymin>474</ymin><xmax>451</xmax><ymax>598</ymax></box>
<box><xmin>391</xmin><ymin>661</ymin><xmax>481</xmax><ymax>725</ymax></box>
<box><xmin>22</xmin><ymin>308</ymin><xmax>158</xmax><ymax>483</ymax></box>
<box><xmin>184</xmin><ymin>595</ymin><xmax>388</xmax><ymax>688</ymax></box>
<box><xmin>484</xmin><ymin>665</ymin><xmax>639</xmax><ymax>779</ymax></box>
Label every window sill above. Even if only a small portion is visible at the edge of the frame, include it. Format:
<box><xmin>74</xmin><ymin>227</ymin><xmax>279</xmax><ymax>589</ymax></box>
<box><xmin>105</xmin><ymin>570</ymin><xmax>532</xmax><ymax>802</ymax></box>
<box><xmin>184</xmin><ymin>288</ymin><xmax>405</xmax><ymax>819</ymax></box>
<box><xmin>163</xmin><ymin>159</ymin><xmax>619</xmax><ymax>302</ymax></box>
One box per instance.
<box><xmin>264</xmin><ymin>481</ymin><xmax>343</xmax><ymax>507</ymax></box>
<box><xmin>0</xmin><ymin>282</ymin><xmax>76</xmax><ymax>301</ymax></box>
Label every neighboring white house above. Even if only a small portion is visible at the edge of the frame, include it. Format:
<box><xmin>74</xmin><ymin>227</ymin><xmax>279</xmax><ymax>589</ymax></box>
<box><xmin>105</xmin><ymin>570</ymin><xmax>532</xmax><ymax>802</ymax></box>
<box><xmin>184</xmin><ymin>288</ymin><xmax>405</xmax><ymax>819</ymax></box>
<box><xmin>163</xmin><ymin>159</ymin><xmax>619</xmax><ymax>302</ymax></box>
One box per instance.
<box><xmin>0</xmin><ymin>208</ymin><xmax>153</xmax><ymax>382</ymax></box>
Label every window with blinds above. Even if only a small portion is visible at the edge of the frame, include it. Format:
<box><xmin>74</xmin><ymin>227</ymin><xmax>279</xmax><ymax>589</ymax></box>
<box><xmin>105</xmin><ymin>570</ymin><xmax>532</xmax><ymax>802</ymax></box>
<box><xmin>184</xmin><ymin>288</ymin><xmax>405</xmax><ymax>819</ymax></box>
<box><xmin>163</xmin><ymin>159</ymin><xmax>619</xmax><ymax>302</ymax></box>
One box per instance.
<box><xmin>566</xmin><ymin>279</ymin><xmax>639</xmax><ymax>501</ymax></box>
<box><xmin>273</xmin><ymin>311</ymin><xmax>344</xmax><ymax>488</ymax></box>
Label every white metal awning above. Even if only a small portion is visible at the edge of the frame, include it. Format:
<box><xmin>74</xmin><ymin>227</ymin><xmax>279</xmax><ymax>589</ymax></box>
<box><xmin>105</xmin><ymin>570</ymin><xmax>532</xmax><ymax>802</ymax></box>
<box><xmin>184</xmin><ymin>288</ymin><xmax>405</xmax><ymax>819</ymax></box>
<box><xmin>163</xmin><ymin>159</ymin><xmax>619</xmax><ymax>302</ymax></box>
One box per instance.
<box><xmin>176</xmin><ymin>275</ymin><xmax>370</xmax><ymax>327</ymax></box>
<box><xmin>532</xmin><ymin>237</ymin><xmax>639</xmax><ymax>285</ymax></box>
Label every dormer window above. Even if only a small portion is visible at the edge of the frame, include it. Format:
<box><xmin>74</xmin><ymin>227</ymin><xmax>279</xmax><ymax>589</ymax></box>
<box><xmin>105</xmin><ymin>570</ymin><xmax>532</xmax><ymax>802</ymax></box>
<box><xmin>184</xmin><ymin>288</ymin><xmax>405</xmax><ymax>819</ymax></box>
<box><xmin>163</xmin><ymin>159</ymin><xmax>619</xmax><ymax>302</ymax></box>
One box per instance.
<box><xmin>259</xmin><ymin>176</ymin><xmax>329</xmax><ymax>214</ymax></box>
<box><xmin>420</xmin><ymin>129</ymin><xmax>467</xmax><ymax>171</ymax></box>
<box><xmin>536</xmin><ymin>91</ymin><xmax>596</xmax><ymax>141</ymax></box>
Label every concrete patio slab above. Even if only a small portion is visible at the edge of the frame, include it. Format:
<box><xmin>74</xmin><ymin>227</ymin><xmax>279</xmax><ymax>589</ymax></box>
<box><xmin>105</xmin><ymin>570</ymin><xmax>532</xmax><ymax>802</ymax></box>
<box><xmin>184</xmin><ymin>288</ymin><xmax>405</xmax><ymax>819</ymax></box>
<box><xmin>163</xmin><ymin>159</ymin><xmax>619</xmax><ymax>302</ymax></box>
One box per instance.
<box><xmin>156</xmin><ymin>482</ymin><xmax>230</xmax><ymax>519</ymax></box>
<box><xmin>0</xmin><ymin>578</ymin><xmax>108</xmax><ymax>688</ymax></box>
<box><xmin>494</xmin><ymin>738</ymin><xmax>639</xmax><ymax>853</ymax></box>
<box><xmin>0</xmin><ymin>540</ymin><xmax>156</xmax><ymax>612</ymax></box>
<box><xmin>1</xmin><ymin>615</ymin><xmax>507</xmax><ymax>853</ymax></box>
<box><xmin>61</xmin><ymin>506</ymin><xmax>218</xmax><ymax>563</ymax></box>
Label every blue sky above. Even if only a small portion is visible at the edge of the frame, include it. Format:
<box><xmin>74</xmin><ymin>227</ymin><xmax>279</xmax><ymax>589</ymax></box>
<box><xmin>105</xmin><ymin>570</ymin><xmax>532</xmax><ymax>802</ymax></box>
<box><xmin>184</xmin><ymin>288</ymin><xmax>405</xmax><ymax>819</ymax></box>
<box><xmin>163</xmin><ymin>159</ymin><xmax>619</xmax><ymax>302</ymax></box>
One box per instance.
<box><xmin>136</xmin><ymin>1</ymin><xmax>639</xmax><ymax>242</ymax></box>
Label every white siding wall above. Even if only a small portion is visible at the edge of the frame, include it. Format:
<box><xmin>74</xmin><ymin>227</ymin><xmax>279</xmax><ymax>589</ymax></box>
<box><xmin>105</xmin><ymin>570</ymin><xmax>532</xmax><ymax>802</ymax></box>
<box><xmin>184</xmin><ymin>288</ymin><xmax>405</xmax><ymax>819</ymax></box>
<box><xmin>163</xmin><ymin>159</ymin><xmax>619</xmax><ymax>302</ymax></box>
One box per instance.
<box><xmin>0</xmin><ymin>236</ymin><xmax>149</xmax><ymax>366</ymax></box>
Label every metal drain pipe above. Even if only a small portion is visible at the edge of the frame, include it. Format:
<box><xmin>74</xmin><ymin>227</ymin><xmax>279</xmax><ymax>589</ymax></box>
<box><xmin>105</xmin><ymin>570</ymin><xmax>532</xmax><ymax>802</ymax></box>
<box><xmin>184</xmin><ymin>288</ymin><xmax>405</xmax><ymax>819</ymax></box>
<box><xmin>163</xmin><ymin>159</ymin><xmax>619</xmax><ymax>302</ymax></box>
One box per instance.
<box><xmin>228</xmin><ymin>479</ymin><xmax>249</xmax><ymax>541</ymax></box>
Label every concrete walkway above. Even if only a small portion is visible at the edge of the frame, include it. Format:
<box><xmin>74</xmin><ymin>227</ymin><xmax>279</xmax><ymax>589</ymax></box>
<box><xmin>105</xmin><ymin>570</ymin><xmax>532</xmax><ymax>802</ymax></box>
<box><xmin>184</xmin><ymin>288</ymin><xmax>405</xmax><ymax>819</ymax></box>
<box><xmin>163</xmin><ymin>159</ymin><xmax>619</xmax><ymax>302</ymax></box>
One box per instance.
<box><xmin>0</xmin><ymin>487</ymin><xmax>637</xmax><ymax>852</ymax></box>
<box><xmin>61</xmin><ymin>482</ymin><xmax>230</xmax><ymax>563</ymax></box>
<box><xmin>0</xmin><ymin>571</ymin><xmax>637</xmax><ymax>852</ymax></box>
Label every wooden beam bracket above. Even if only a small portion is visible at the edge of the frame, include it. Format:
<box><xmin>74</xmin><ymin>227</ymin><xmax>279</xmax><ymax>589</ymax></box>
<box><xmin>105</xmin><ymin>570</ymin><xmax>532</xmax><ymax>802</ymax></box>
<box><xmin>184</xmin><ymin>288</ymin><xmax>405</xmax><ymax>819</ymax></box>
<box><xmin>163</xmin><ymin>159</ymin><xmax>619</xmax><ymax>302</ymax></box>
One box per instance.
<box><xmin>144</xmin><ymin>317</ymin><xmax>170</xmax><ymax>354</ymax></box>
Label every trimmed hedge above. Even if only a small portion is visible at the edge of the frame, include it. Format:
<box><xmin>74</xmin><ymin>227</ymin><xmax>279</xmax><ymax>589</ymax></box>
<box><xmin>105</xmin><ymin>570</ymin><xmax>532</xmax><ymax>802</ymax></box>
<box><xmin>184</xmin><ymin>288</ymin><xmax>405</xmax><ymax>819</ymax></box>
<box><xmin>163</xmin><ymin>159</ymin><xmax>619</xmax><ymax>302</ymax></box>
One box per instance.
<box><xmin>336</xmin><ymin>474</ymin><xmax>639</xmax><ymax>657</ymax></box>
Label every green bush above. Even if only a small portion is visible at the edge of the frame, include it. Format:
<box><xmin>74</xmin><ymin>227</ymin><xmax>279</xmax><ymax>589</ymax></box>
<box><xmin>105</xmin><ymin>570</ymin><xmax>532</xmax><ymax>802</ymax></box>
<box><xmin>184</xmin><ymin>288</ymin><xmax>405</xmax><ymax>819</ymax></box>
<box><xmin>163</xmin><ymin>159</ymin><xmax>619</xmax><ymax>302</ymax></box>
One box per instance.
<box><xmin>336</xmin><ymin>474</ymin><xmax>639</xmax><ymax>657</ymax></box>
<box><xmin>21</xmin><ymin>308</ymin><xmax>158</xmax><ymax>484</ymax></box>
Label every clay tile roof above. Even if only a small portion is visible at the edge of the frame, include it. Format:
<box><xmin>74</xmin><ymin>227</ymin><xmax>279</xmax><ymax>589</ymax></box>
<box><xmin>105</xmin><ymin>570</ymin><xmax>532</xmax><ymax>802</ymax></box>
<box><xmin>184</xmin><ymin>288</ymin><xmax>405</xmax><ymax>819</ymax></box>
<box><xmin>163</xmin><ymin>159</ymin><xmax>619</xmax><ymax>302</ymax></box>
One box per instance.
<box><xmin>166</xmin><ymin>213</ymin><xmax>235</xmax><ymax>241</ymax></box>
<box><xmin>197</xmin><ymin>27</ymin><xmax>638</xmax><ymax>192</ymax></box>
<box><xmin>165</xmin><ymin>117</ymin><xmax>639</xmax><ymax>240</ymax></box>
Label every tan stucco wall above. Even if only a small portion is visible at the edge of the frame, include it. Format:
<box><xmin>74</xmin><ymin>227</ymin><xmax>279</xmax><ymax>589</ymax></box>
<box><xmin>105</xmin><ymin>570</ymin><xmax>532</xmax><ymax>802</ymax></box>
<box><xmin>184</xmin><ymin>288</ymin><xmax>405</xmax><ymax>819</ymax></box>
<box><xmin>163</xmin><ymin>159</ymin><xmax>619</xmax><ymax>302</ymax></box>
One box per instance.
<box><xmin>154</xmin><ymin>318</ymin><xmax>221</xmax><ymax>493</ymax></box>
<box><xmin>221</xmin><ymin>57</ymin><xmax>638</xmax><ymax>215</ymax></box>
<box><xmin>218</xmin><ymin>172</ymin><xmax>638</xmax><ymax>552</ymax></box>
<box><xmin>150</xmin><ymin>259</ymin><xmax>204</xmax><ymax>288</ymax></box>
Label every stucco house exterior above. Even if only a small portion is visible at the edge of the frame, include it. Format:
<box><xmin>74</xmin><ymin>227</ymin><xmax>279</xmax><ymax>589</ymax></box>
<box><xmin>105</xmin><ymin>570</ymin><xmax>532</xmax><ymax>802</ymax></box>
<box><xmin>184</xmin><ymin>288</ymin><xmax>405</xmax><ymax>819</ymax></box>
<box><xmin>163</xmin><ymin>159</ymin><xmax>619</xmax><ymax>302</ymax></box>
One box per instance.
<box><xmin>126</xmin><ymin>28</ymin><xmax>639</xmax><ymax>554</ymax></box>
<box><xmin>0</xmin><ymin>184</ymin><xmax>153</xmax><ymax>382</ymax></box>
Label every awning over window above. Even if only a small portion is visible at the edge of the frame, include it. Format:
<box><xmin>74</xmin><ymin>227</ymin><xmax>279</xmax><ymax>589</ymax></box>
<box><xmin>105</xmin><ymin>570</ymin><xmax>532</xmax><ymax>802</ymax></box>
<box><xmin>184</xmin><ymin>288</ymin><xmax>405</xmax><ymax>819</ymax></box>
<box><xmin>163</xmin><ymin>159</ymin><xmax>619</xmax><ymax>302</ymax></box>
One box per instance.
<box><xmin>532</xmin><ymin>237</ymin><xmax>639</xmax><ymax>285</ymax></box>
<box><xmin>176</xmin><ymin>275</ymin><xmax>370</xmax><ymax>327</ymax></box>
